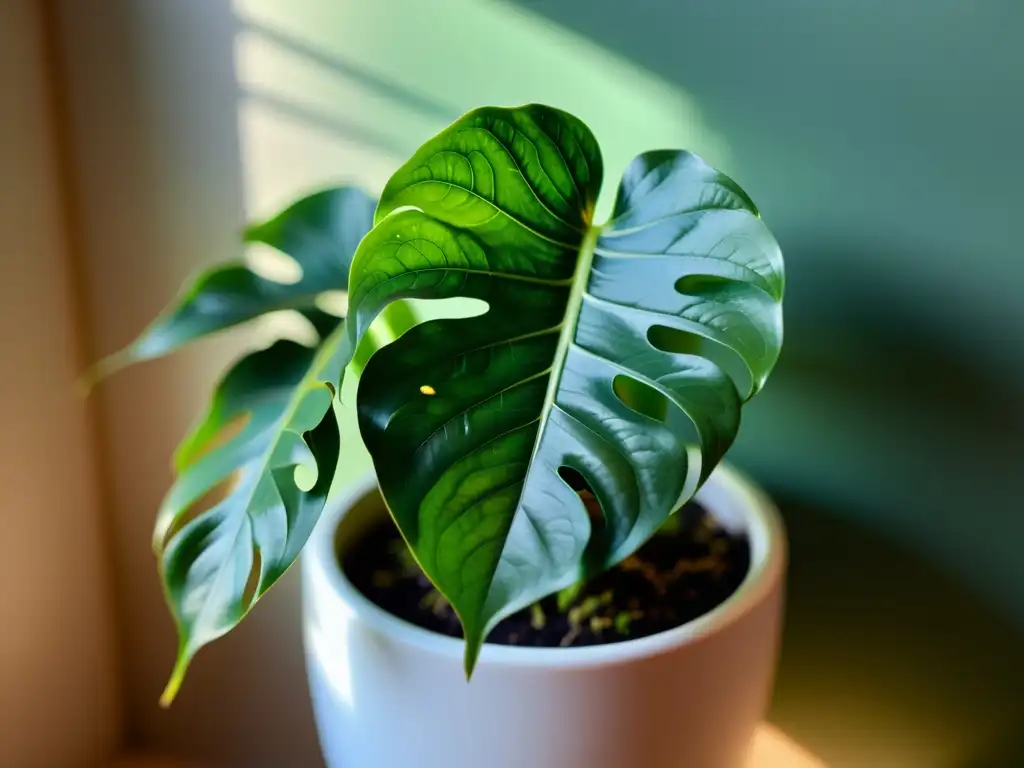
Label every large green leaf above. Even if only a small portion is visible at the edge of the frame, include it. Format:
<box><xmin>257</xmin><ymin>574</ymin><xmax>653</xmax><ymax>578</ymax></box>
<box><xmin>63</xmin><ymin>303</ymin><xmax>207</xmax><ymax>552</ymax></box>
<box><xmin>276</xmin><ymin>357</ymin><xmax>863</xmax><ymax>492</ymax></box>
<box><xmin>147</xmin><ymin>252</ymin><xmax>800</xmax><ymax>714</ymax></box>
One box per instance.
<box><xmin>97</xmin><ymin>187</ymin><xmax>383</xmax><ymax>704</ymax></box>
<box><xmin>344</xmin><ymin>104</ymin><xmax>784</xmax><ymax>673</ymax></box>
<box><xmin>157</xmin><ymin>329</ymin><xmax>345</xmax><ymax>705</ymax></box>
<box><xmin>101</xmin><ymin>103</ymin><xmax>784</xmax><ymax>700</ymax></box>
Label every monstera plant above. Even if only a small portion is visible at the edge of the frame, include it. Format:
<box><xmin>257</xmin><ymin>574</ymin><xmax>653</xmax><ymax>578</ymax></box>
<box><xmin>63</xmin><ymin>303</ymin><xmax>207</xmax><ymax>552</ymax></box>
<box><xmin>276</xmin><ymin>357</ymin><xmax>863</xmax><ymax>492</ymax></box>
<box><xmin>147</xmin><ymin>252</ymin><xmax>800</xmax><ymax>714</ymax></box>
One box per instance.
<box><xmin>94</xmin><ymin>104</ymin><xmax>783</xmax><ymax>706</ymax></box>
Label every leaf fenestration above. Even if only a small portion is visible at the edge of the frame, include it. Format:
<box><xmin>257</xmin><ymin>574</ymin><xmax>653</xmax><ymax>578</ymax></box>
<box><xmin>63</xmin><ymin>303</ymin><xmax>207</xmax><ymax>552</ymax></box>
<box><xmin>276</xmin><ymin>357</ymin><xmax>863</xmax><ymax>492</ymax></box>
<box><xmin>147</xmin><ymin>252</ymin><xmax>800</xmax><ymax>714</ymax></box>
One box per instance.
<box><xmin>344</xmin><ymin>106</ymin><xmax>783</xmax><ymax>674</ymax></box>
<box><xmin>85</xmin><ymin>188</ymin><xmax>375</xmax><ymax>386</ymax></box>
<box><xmin>102</xmin><ymin>105</ymin><xmax>783</xmax><ymax>698</ymax></box>
<box><xmin>95</xmin><ymin>188</ymin><xmax>380</xmax><ymax>703</ymax></box>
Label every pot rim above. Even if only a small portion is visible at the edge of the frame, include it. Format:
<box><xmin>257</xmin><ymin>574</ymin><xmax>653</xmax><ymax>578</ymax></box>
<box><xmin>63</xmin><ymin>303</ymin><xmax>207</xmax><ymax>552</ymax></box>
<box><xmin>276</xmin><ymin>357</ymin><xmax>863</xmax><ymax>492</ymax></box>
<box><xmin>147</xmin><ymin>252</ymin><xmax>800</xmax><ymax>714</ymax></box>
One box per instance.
<box><xmin>305</xmin><ymin>462</ymin><xmax>786</xmax><ymax>671</ymax></box>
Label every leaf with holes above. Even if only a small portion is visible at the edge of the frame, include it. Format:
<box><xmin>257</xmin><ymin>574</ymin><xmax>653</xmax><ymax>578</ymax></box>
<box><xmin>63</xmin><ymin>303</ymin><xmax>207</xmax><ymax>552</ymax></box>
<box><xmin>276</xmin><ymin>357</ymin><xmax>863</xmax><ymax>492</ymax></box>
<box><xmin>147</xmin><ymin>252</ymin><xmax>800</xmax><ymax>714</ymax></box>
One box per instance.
<box><xmin>103</xmin><ymin>187</ymin><xmax>385</xmax><ymax>704</ymax></box>
<box><xmin>343</xmin><ymin>104</ymin><xmax>784</xmax><ymax>674</ymax></box>
<box><xmin>156</xmin><ymin>326</ymin><xmax>347</xmax><ymax>705</ymax></box>
<box><xmin>85</xmin><ymin>186</ymin><xmax>403</xmax><ymax>382</ymax></box>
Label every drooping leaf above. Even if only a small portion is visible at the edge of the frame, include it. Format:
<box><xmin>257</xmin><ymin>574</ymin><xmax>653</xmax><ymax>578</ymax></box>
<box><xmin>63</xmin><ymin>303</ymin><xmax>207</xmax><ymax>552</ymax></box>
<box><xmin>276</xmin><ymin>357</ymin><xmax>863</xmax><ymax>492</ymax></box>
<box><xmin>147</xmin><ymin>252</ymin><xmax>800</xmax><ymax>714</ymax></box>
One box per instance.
<box><xmin>344</xmin><ymin>105</ymin><xmax>784</xmax><ymax>674</ymax></box>
<box><xmin>157</xmin><ymin>326</ymin><xmax>347</xmax><ymax>706</ymax></box>
<box><xmin>98</xmin><ymin>187</ymin><xmax>384</xmax><ymax>704</ymax></box>
<box><xmin>85</xmin><ymin>187</ymin><xmax>376</xmax><ymax>381</ymax></box>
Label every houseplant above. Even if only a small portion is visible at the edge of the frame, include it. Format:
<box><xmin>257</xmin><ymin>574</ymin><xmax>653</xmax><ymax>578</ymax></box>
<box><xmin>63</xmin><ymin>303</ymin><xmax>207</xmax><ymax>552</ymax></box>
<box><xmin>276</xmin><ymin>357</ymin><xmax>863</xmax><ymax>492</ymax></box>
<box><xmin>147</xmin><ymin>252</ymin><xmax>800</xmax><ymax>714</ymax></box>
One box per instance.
<box><xmin>95</xmin><ymin>104</ymin><xmax>785</xmax><ymax>767</ymax></box>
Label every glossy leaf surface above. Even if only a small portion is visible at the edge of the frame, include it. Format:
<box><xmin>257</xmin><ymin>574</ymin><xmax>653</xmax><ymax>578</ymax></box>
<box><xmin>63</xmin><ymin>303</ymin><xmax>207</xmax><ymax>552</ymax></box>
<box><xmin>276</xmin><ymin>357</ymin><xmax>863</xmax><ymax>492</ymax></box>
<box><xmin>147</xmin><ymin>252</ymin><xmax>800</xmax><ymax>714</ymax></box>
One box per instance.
<box><xmin>91</xmin><ymin>187</ymin><xmax>374</xmax><ymax>376</ymax></box>
<box><xmin>102</xmin><ymin>188</ymin><xmax>379</xmax><ymax>703</ymax></box>
<box><xmin>344</xmin><ymin>105</ymin><xmax>784</xmax><ymax>673</ymax></box>
<box><xmin>157</xmin><ymin>330</ymin><xmax>344</xmax><ymax>705</ymax></box>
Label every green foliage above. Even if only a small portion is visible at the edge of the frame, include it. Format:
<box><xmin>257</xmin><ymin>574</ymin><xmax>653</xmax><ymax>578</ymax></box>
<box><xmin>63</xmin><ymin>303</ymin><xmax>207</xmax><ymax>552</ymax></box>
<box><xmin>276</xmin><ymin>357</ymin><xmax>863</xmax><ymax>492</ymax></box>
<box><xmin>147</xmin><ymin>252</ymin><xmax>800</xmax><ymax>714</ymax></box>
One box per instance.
<box><xmin>347</xmin><ymin>106</ymin><xmax>782</xmax><ymax>674</ymax></box>
<box><xmin>92</xmin><ymin>187</ymin><xmax>380</xmax><ymax>705</ymax></box>
<box><xmin>96</xmin><ymin>104</ymin><xmax>783</xmax><ymax>701</ymax></box>
<box><xmin>89</xmin><ymin>188</ymin><xmax>372</xmax><ymax>377</ymax></box>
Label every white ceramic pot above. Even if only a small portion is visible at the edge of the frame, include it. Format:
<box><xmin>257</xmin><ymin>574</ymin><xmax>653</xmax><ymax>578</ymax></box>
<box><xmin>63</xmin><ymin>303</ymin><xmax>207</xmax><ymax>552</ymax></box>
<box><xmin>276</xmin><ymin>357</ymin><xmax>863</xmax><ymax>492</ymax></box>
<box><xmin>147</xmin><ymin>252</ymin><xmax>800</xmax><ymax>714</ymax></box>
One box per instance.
<box><xmin>302</xmin><ymin>464</ymin><xmax>786</xmax><ymax>768</ymax></box>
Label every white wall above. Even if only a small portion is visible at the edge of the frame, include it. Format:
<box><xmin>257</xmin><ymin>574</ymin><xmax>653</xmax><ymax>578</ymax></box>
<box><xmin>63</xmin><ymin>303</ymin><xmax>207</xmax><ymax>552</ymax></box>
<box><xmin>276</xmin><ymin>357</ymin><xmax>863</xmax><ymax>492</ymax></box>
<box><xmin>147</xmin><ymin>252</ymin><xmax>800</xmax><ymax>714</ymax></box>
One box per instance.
<box><xmin>0</xmin><ymin>1</ymin><xmax>121</xmax><ymax>765</ymax></box>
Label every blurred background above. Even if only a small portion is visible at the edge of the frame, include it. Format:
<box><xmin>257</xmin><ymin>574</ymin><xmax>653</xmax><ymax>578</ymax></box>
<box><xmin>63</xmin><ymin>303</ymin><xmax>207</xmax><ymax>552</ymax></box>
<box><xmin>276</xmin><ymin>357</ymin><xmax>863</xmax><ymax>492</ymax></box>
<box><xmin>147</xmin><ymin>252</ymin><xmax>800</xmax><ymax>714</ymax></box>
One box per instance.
<box><xmin>2</xmin><ymin>0</ymin><xmax>1022</xmax><ymax>766</ymax></box>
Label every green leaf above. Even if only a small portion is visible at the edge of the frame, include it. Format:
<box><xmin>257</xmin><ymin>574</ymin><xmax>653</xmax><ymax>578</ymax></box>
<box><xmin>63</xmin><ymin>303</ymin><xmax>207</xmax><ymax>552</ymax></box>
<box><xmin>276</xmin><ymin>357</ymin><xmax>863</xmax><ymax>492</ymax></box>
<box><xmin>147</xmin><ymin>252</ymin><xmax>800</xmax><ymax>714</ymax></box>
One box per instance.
<box><xmin>105</xmin><ymin>188</ymin><xmax>382</xmax><ymax>704</ymax></box>
<box><xmin>345</xmin><ymin>105</ymin><xmax>783</xmax><ymax>675</ymax></box>
<box><xmin>84</xmin><ymin>187</ymin><xmax>375</xmax><ymax>383</ymax></box>
<box><xmin>157</xmin><ymin>324</ymin><xmax>347</xmax><ymax>707</ymax></box>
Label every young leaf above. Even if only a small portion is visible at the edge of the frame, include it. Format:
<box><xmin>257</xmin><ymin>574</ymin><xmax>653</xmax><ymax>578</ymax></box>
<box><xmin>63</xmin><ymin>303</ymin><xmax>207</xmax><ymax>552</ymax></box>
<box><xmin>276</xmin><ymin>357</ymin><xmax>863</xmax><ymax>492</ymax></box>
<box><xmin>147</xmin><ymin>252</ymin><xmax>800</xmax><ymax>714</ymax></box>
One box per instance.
<box><xmin>95</xmin><ymin>187</ymin><xmax>381</xmax><ymax>703</ymax></box>
<box><xmin>344</xmin><ymin>105</ymin><xmax>784</xmax><ymax>675</ymax></box>
<box><xmin>157</xmin><ymin>328</ymin><xmax>347</xmax><ymax>706</ymax></box>
<box><xmin>86</xmin><ymin>187</ymin><xmax>375</xmax><ymax>380</ymax></box>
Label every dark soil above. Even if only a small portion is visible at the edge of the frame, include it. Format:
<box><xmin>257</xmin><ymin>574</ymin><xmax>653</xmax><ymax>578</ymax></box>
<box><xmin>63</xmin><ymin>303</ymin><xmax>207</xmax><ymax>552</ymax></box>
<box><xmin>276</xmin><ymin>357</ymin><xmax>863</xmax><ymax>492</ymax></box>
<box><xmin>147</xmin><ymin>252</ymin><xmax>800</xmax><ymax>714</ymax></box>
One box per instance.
<box><xmin>344</xmin><ymin>494</ymin><xmax>750</xmax><ymax>648</ymax></box>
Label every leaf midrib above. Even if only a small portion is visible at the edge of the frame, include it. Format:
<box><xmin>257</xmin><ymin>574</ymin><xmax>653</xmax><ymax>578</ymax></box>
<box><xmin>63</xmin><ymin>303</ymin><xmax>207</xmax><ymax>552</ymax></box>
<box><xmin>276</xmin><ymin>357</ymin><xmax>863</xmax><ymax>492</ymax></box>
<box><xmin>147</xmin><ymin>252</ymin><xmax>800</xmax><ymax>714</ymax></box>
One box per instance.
<box><xmin>540</xmin><ymin>225</ymin><xmax>601</xmax><ymax>421</ymax></box>
<box><xmin>514</xmin><ymin>224</ymin><xmax>601</xmax><ymax>503</ymax></box>
<box><xmin>162</xmin><ymin>323</ymin><xmax>344</xmax><ymax>702</ymax></box>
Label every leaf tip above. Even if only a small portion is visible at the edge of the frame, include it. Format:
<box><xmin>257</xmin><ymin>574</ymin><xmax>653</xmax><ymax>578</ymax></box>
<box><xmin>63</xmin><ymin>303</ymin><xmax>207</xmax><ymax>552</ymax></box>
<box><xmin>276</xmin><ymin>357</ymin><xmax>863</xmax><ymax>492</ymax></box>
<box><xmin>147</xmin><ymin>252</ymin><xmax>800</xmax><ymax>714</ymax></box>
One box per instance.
<box><xmin>77</xmin><ymin>348</ymin><xmax>137</xmax><ymax>397</ymax></box>
<box><xmin>74</xmin><ymin>370</ymin><xmax>98</xmax><ymax>400</ymax></box>
<box><xmin>159</xmin><ymin>649</ymin><xmax>192</xmax><ymax>708</ymax></box>
<box><xmin>462</xmin><ymin>631</ymin><xmax>483</xmax><ymax>681</ymax></box>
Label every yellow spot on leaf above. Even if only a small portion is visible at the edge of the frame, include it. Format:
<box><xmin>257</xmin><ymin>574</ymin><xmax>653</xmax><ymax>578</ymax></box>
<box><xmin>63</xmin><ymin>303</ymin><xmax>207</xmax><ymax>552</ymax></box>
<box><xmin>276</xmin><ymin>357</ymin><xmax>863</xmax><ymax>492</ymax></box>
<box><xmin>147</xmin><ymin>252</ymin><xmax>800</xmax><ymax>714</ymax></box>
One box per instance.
<box><xmin>420</xmin><ymin>385</ymin><xmax>436</xmax><ymax>396</ymax></box>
